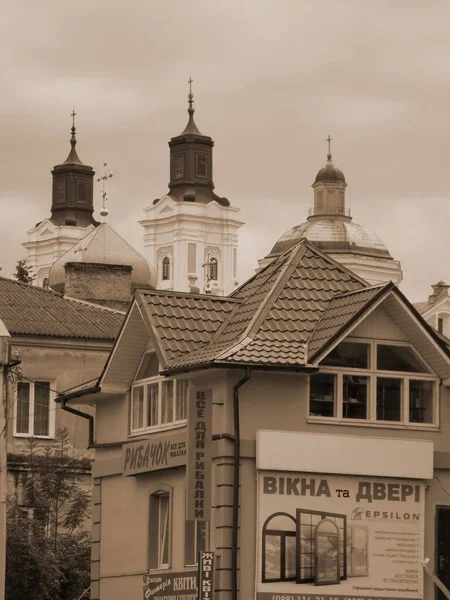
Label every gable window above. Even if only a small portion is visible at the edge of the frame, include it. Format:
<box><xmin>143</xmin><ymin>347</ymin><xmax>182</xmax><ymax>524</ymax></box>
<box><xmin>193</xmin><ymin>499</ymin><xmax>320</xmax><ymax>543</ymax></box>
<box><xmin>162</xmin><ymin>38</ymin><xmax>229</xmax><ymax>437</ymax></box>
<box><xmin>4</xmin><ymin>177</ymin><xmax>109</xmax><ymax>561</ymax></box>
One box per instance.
<box><xmin>309</xmin><ymin>340</ymin><xmax>438</xmax><ymax>428</ymax></box>
<box><xmin>131</xmin><ymin>355</ymin><xmax>188</xmax><ymax>433</ymax></box>
<box><xmin>15</xmin><ymin>381</ymin><xmax>55</xmax><ymax>438</ymax></box>
<box><xmin>162</xmin><ymin>257</ymin><xmax>171</xmax><ymax>281</ymax></box>
<box><xmin>149</xmin><ymin>490</ymin><xmax>171</xmax><ymax>570</ymax></box>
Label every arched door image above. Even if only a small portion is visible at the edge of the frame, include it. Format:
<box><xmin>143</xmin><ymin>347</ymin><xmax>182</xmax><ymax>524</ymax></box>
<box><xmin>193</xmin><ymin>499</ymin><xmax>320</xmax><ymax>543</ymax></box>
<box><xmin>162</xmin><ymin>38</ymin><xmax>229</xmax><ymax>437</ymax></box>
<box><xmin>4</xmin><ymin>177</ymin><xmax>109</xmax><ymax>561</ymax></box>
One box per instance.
<box><xmin>262</xmin><ymin>512</ymin><xmax>297</xmax><ymax>583</ymax></box>
<box><xmin>314</xmin><ymin>519</ymin><xmax>340</xmax><ymax>586</ymax></box>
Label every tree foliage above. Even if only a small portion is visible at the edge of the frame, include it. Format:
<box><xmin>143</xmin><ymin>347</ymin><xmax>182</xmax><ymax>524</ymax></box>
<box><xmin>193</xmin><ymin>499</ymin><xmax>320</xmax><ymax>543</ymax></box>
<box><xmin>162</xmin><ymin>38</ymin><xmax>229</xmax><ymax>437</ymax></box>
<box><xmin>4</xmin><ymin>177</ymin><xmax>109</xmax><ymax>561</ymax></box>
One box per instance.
<box><xmin>12</xmin><ymin>259</ymin><xmax>35</xmax><ymax>284</ymax></box>
<box><xmin>6</xmin><ymin>429</ymin><xmax>91</xmax><ymax>600</ymax></box>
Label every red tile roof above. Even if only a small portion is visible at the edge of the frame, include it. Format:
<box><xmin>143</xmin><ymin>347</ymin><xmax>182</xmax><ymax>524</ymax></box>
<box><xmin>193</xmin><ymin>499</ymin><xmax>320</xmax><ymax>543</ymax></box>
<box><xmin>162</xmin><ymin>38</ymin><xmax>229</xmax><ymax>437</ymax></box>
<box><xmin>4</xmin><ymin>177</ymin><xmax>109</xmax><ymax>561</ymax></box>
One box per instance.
<box><xmin>0</xmin><ymin>277</ymin><xmax>124</xmax><ymax>340</ymax></box>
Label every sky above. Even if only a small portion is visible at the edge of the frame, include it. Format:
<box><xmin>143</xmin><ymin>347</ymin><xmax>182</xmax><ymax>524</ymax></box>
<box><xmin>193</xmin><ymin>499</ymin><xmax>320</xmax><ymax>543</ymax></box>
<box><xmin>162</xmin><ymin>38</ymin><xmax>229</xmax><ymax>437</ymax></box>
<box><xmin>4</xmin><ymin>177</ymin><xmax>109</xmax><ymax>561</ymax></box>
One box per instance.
<box><xmin>2</xmin><ymin>0</ymin><xmax>450</xmax><ymax>302</ymax></box>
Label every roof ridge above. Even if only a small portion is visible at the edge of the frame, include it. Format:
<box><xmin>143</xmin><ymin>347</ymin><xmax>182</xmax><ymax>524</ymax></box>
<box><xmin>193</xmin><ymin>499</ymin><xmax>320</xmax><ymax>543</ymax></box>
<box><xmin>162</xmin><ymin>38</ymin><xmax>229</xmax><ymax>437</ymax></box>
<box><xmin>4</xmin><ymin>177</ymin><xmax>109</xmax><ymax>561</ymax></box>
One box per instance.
<box><xmin>62</xmin><ymin>295</ymin><xmax>127</xmax><ymax>314</ymax></box>
<box><xmin>0</xmin><ymin>276</ymin><xmax>65</xmax><ymax>296</ymax></box>
<box><xmin>138</xmin><ymin>288</ymin><xmax>242</xmax><ymax>302</ymax></box>
<box><xmin>215</xmin><ymin>244</ymin><xmax>308</xmax><ymax>359</ymax></box>
<box><xmin>332</xmin><ymin>281</ymin><xmax>391</xmax><ymax>300</ymax></box>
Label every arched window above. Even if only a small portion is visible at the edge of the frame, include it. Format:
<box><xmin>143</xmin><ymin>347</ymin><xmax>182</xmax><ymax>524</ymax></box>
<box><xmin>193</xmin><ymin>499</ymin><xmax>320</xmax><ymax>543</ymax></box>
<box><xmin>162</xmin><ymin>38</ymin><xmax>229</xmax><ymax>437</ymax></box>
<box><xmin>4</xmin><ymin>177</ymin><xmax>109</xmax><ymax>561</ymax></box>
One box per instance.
<box><xmin>162</xmin><ymin>257</ymin><xmax>171</xmax><ymax>281</ymax></box>
<box><xmin>209</xmin><ymin>257</ymin><xmax>218</xmax><ymax>281</ymax></box>
<box><xmin>314</xmin><ymin>518</ymin><xmax>340</xmax><ymax>585</ymax></box>
<box><xmin>262</xmin><ymin>512</ymin><xmax>296</xmax><ymax>583</ymax></box>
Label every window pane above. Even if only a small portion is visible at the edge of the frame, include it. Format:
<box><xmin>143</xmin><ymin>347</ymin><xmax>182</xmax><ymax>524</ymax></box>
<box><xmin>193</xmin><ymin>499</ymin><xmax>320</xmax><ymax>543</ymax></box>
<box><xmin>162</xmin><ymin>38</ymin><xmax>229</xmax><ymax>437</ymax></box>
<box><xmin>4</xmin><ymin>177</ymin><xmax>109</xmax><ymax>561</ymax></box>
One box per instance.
<box><xmin>147</xmin><ymin>384</ymin><xmax>159</xmax><ymax>427</ymax></box>
<box><xmin>343</xmin><ymin>375</ymin><xmax>368</xmax><ymax>420</ymax></box>
<box><xmin>34</xmin><ymin>382</ymin><xmax>50</xmax><ymax>436</ymax></box>
<box><xmin>409</xmin><ymin>380</ymin><xmax>434</xmax><ymax>424</ymax></box>
<box><xmin>309</xmin><ymin>373</ymin><xmax>336</xmax><ymax>417</ymax></box>
<box><xmin>161</xmin><ymin>381</ymin><xmax>174</xmax><ymax>424</ymax></box>
<box><xmin>159</xmin><ymin>494</ymin><xmax>169</xmax><ymax>567</ymax></box>
<box><xmin>264</xmin><ymin>534</ymin><xmax>281</xmax><ymax>580</ymax></box>
<box><xmin>17</xmin><ymin>383</ymin><xmax>30</xmax><ymax>434</ymax></box>
<box><xmin>377</xmin><ymin>377</ymin><xmax>402</xmax><ymax>421</ymax></box>
<box><xmin>377</xmin><ymin>345</ymin><xmax>427</xmax><ymax>373</ymax></box>
<box><xmin>321</xmin><ymin>342</ymin><xmax>369</xmax><ymax>369</ymax></box>
<box><xmin>285</xmin><ymin>535</ymin><xmax>296</xmax><ymax>578</ymax></box>
<box><xmin>176</xmin><ymin>380</ymin><xmax>188</xmax><ymax>421</ymax></box>
<box><xmin>132</xmin><ymin>386</ymin><xmax>144</xmax><ymax>430</ymax></box>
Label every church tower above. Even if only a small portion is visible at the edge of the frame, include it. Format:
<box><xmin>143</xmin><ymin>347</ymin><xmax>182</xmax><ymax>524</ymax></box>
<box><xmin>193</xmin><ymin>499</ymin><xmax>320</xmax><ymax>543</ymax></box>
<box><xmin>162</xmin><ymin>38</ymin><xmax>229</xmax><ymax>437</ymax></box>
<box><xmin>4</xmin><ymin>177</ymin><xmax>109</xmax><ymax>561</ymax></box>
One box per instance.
<box><xmin>260</xmin><ymin>141</ymin><xmax>402</xmax><ymax>285</ymax></box>
<box><xmin>23</xmin><ymin>114</ymin><xmax>99</xmax><ymax>286</ymax></box>
<box><xmin>140</xmin><ymin>83</ymin><xmax>243</xmax><ymax>295</ymax></box>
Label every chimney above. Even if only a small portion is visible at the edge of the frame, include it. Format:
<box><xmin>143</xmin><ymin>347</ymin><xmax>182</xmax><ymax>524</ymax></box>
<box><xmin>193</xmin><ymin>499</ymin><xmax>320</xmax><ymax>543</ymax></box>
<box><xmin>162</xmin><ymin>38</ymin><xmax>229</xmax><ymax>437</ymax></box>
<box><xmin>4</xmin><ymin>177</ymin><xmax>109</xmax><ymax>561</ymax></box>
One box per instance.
<box><xmin>64</xmin><ymin>262</ymin><xmax>132</xmax><ymax>311</ymax></box>
<box><xmin>428</xmin><ymin>281</ymin><xmax>450</xmax><ymax>305</ymax></box>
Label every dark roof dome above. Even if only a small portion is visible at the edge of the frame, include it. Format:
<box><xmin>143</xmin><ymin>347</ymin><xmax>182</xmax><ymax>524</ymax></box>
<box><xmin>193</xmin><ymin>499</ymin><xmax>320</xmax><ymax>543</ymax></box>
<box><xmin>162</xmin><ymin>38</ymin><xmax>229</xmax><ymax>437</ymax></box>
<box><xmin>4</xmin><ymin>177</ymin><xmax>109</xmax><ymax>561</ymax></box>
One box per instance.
<box><xmin>314</xmin><ymin>154</ymin><xmax>346</xmax><ymax>185</ymax></box>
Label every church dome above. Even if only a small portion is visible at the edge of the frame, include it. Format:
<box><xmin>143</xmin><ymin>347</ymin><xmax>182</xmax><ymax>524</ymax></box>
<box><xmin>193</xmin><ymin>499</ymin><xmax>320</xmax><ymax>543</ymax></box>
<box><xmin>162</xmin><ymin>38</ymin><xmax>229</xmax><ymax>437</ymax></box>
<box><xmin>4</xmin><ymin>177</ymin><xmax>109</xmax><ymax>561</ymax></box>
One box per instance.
<box><xmin>269</xmin><ymin>218</ymin><xmax>392</xmax><ymax>259</ymax></box>
<box><xmin>49</xmin><ymin>223</ymin><xmax>156</xmax><ymax>292</ymax></box>
<box><xmin>313</xmin><ymin>155</ymin><xmax>346</xmax><ymax>185</ymax></box>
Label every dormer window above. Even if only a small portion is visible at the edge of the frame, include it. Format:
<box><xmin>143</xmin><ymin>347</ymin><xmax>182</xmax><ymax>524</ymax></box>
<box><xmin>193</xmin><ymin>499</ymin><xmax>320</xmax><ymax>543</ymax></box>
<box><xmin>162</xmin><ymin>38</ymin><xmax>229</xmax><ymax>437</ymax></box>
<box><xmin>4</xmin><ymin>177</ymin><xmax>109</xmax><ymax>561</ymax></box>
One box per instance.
<box><xmin>131</xmin><ymin>353</ymin><xmax>188</xmax><ymax>434</ymax></box>
<box><xmin>196</xmin><ymin>153</ymin><xmax>207</xmax><ymax>178</ymax></box>
<box><xmin>309</xmin><ymin>340</ymin><xmax>438</xmax><ymax>427</ymax></box>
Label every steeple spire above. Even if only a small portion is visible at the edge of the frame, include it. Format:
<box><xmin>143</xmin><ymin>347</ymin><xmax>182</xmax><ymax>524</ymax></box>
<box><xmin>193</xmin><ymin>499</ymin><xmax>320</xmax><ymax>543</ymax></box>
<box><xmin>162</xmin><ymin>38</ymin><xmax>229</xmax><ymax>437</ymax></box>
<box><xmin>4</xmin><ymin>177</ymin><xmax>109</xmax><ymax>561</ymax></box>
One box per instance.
<box><xmin>179</xmin><ymin>76</ymin><xmax>203</xmax><ymax>136</ymax></box>
<box><xmin>64</xmin><ymin>108</ymin><xmax>83</xmax><ymax>165</ymax></box>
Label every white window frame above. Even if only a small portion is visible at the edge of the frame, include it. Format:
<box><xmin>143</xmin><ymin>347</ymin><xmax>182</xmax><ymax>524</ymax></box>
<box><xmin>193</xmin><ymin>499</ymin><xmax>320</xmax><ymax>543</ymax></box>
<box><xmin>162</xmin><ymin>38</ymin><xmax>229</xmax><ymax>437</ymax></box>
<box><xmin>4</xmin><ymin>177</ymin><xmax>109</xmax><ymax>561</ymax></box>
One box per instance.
<box><xmin>307</xmin><ymin>339</ymin><xmax>439</xmax><ymax>430</ymax></box>
<box><xmin>13</xmin><ymin>379</ymin><xmax>56</xmax><ymax>439</ymax></box>
<box><xmin>148</xmin><ymin>487</ymin><xmax>172</xmax><ymax>571</ymax></box>
<box><xmin>130</xmin><ymin>376</ymin><xmax>188</xmax><ymax>436</ymax></box>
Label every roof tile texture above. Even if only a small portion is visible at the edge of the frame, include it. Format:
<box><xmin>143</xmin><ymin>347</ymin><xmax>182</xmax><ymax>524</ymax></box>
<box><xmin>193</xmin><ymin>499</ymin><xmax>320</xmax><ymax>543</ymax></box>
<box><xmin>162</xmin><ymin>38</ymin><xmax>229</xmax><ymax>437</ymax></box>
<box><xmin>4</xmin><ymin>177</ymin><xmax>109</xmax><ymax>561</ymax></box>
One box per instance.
<box><xmin>0</xmin><ymin>277</ymin><xmax>124</xmax><ymax>340</ymax></box>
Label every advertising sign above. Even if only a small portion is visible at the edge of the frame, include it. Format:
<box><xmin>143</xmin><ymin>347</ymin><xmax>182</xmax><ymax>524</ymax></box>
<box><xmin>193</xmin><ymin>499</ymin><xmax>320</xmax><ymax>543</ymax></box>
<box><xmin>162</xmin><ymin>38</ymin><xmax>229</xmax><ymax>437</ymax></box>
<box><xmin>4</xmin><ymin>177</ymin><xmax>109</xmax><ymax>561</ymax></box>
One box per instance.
<box><xmin>257</xmin><ymin>471</ymin><xmax>425</xmax><ymax>600</ymax></box>
<box><xmin>198</xmin><ymin>551</ymin><xmax>215</xmax><ymax>600</ymax></box>
<box><xmin>187</xmin><ymin>389</ymin><xmax>212</xmax><ymax>521</ymax></box>
<box><xmin>122</xmin><ymin>430</ymin><xmax>187</xmax><ymax>476</ymax></box>
<box><xmin>143</xmin><ymin>571</ymin><xmax>197</xmax><ymax>600</ymax></box>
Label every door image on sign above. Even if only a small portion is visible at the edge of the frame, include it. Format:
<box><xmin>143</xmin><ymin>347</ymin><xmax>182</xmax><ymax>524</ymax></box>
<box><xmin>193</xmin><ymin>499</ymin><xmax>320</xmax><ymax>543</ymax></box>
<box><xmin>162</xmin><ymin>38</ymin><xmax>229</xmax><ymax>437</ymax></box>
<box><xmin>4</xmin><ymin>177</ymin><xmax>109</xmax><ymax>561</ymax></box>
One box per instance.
<box><xmin>347</xmin><ymin>525</ymin><xmax>369</xmax><ymax>577</ymax></box>
<box><xmin>315</xmin><ymin>519</ymin><xmax>340</xmax><ymax>585</ymax></box>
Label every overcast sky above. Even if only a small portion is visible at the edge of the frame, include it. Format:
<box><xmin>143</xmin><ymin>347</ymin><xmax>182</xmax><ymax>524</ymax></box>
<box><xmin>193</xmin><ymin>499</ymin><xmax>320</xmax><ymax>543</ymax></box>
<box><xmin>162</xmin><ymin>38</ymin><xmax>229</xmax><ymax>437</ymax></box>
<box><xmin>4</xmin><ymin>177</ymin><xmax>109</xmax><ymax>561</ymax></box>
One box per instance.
<box><xmin>2</xmin><ymin>0</ymin><xmax>450</xmax><ymax>302</ymax></box>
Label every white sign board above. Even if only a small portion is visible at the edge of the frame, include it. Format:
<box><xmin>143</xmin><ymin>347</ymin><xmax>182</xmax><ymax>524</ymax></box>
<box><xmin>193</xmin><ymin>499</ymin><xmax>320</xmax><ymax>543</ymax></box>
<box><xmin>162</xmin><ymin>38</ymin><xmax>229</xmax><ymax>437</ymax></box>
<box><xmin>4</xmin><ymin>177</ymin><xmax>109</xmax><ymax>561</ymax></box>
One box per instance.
<box><xmin>257</xmin><ymin>471</ymin><xmax>425</xmax><ymax>600</ymax></box>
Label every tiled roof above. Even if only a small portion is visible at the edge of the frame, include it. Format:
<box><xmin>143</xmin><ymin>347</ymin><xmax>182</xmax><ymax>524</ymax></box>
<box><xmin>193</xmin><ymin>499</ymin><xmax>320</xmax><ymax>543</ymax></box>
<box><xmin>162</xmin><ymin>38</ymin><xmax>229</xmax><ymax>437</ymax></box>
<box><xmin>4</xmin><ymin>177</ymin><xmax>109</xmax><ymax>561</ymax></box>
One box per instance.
<box><xmin>0</xmin><ymin>277</ymin><xmax>124</xmax><ymax>340</ymax></box>
<box><xmin>307</xmin><ymin>284</ymin><xmax>391</xmax><ymax>361</ymax></box>
<box><xmin>413</xmin><ymin>301</ymin><xmax>431</xmax><ymax>315</ymax></box>
<box><xmin>159</xmin><ymin>240</ymin><xmax>368</xmax><ymax>371</ymax></box>
<box><xmin>139</xmin><ymin>290</ymin><xmax>241</xmax><ymax>363</ymax></box>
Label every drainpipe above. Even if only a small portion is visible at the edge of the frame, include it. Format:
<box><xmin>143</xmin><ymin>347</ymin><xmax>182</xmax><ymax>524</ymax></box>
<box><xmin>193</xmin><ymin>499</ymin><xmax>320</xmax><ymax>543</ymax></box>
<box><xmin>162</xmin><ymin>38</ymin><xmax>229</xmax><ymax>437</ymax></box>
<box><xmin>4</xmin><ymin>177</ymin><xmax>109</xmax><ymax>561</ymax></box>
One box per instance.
<box><xmin>231</xmin><ymin>368</ymin><xmax>251</xmax><ymax>600</ymax></box>
<box><xmin>61</xmin><ymin>399</ymin><xmax>95</xmax><ymax>447</ymax></box>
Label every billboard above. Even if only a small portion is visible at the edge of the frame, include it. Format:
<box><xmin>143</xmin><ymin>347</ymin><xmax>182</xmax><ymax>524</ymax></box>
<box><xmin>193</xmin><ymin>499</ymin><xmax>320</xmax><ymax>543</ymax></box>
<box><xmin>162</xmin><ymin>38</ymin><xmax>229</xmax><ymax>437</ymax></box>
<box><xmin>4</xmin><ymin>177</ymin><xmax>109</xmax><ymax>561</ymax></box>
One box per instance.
<box><xmin>143</xmin><ymin>571</ymin><xmax>197</xmax><ymax>600</ymax></box>
<box><xmin>257</xmin><ymin>471</ymin><xmax>425</xmax><ymax>600</ymax></box>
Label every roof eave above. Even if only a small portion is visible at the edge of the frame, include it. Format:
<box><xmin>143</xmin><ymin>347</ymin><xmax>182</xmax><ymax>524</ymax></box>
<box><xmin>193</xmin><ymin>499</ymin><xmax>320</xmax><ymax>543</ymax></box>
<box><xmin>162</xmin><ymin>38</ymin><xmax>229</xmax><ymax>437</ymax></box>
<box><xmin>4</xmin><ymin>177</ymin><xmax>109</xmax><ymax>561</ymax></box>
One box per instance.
<box><xmin>161</xmin><ymin>360</ymin><xmax>319</xmax><ymax>376</ymax></box>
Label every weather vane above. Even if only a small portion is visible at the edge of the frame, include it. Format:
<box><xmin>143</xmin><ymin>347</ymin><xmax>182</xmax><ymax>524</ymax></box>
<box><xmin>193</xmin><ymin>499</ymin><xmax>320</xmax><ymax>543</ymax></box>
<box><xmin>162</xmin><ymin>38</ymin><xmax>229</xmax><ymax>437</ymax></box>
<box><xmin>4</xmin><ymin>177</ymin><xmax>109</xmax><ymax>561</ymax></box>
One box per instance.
<box><xmin>97</xmin><ymin>161</ymin><xmax>113</xmax><ymax>223</ymax></box>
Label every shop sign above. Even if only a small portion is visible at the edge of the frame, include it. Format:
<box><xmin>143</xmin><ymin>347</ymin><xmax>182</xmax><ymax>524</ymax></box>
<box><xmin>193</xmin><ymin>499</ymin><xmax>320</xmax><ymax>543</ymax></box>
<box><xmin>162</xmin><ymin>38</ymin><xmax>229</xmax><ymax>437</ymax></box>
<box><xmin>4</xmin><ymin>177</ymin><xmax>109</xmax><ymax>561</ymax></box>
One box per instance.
<box><xmin>198</xmin><ymin>551</ymin><xmax>215</xmax><ymax>600</ymax></box>
<box><xmin>143</xmin><ymin>571</ymin><xmax>197</xmax><ymax>600</ymax></box>
<box><xmin>122</xmin><ymin>430</ymin><xmax>187</xmax><ymax>476</ymax></box>
<box><xmin>257</xmin><ymin>471</ymin><xmax>425</xmax><ymax>600</ymax></box>
<box><xmin>187</xmin><ymin>389</ymin><xmax>212</xmax><ymax>521</ymax></box>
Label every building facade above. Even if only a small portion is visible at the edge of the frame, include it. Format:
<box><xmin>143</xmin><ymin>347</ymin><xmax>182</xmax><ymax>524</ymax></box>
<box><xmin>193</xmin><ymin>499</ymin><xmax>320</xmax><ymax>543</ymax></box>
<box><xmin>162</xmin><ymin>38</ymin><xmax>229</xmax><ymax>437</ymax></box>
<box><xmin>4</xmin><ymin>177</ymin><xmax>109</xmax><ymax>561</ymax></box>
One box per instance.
<box><xmin>61</xmin><ymin>239</ymin><xmax>450</xmax><ymax>600</ymax></box>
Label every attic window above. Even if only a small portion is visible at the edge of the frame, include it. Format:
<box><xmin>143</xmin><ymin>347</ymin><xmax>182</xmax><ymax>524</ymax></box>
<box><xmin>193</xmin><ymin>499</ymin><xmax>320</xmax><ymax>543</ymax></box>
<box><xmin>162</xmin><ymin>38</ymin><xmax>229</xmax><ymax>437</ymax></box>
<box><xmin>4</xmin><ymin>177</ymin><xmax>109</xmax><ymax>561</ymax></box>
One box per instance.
<box><xmin>310</xmin><ymin>339</ymin><xmax>438</xmax><ymax>428</ymax></box>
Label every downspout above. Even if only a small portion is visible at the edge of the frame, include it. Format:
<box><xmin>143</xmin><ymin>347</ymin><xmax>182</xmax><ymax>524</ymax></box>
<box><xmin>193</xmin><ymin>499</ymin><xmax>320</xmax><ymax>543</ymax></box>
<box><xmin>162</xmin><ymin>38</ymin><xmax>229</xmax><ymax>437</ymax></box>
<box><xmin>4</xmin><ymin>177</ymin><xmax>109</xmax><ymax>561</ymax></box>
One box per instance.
<box><xmin>61</xmin><ymin>399</ymin><xmax>95</xmax><ymax>447</ymax></box>
<box><xmin>231</xmin><ymin>368</ymin><xmax>252</xmax><ymax>600</ymax></box>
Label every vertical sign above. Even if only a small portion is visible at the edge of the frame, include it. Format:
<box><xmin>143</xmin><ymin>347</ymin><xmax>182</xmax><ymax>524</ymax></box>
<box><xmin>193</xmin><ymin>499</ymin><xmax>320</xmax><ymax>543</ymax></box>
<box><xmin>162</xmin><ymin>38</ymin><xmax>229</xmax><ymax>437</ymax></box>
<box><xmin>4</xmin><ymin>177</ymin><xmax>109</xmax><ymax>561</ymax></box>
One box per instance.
<box><xmin>198</xmin><ymin>552</ymin><xmax>215</xmax><ymax>600</ymax></box>
<box><xmin>187</xmin><ymin>389</ymin><xmax>212</xmax><ymax>521</ymax></box>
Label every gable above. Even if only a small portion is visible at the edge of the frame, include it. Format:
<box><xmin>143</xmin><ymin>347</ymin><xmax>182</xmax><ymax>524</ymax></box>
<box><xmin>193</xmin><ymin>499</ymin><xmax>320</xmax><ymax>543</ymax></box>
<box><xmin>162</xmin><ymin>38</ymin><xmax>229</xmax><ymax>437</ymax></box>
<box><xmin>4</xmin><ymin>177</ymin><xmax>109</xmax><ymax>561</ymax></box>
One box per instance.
<box><xmin>351</xmin><ymin>305</ymin><xmax>408</xmax><ymax>342</ymax></box>
<box><xmin>158</xmin><ymin>205</ymin><xmax>175</xmax><ymax>215</ymax></box>
<box><xmin>40</xmin><ymin>227</ymin><xmax>54</xmax><ymax>237</ymax></box>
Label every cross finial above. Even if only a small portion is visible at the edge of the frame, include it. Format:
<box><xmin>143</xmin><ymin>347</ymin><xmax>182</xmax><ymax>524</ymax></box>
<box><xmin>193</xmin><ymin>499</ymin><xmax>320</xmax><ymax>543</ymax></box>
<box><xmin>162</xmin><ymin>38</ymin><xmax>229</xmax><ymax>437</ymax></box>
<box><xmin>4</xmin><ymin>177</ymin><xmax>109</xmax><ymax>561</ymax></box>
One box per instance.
<box><xmin>188</xmin><ymin>74</ymin><xmax>194</xmax><ymax>114</ymax></box>
<box><xmin>71</xmin><ymin>108</ymin><xmax>77</xmax><ymax>130</ymax></box>
<box><xmin>326</xmin><ymin>134</ymin><xmax>332</xmax><ymax>160</ymax></box>
<box><xmin>96</xmin><ymin>161</ymin><xmax>113</xmax><ymax>223</ymax></box>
